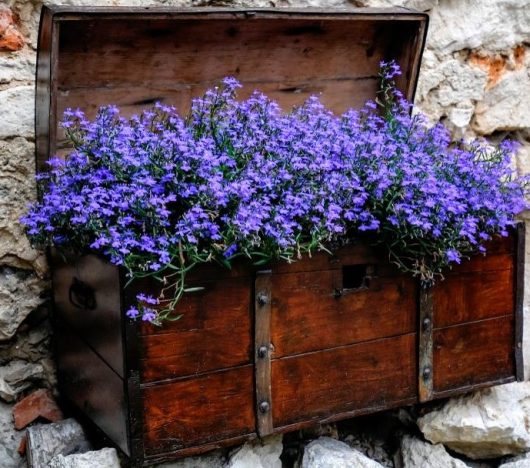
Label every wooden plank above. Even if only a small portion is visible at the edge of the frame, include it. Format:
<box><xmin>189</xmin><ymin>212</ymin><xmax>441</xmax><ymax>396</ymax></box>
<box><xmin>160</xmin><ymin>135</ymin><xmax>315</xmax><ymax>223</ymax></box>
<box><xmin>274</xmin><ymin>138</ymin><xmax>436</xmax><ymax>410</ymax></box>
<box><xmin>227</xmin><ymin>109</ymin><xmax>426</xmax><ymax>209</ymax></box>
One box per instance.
<box><xmin>418</xmin><ymin>287</ymin><xmax>433</xmax><ymax>402</ymax></box>
<box><xmin>515</xmin><ymin>222</ymin><xmax>525</xmax><ymax>381</ymax></box>
<box><xmin>433</xmin><ymin>267</ymin><xmax>514</xmax><ymax>329</ymax></box>
<box><xmin>270</xmin><ymin>333</ymin><xmax>417</xmax><ymax>428</ymax></box>
<box><xmin>433</xmin><ymin>316</ymin><xmax>515</xmax><ymax>394</ymax></box>
<box><xmin>141</xmin><ymin>365</ymin><xmax>255</xmax><ymax>456</ymax></box>
<box><xmin>138</xmin><ymin>276</ymin><xmax>253</xmax><ymax>382</ymax></box>
<box><xmin>271</xmin><ymin>271</ymin><xmax>416</xmax><ymax>357</ymax></box>
<box><xmin>254</xmin><ymin>271</ymin><xmax>273</xmax><ymax>436</ymax></box>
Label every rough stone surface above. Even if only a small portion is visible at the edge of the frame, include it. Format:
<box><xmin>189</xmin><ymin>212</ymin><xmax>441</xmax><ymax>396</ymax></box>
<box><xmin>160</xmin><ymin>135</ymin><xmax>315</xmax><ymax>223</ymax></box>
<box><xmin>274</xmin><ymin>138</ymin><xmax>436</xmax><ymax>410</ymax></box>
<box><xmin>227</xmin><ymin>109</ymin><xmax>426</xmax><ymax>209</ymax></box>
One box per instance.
<box><xmin>418</xmin><ymin>382</ymin><xmax>530</xmax><ymax>459</ymax></box>
<box><xmin>26</xmin><ymin>418</ymin><xmax>92</xmax><ymax>468</ymax></box>
<box><xmin>0</xmin><ymin>6</ymin><xmax>25</xmax><ymax>52</ymax></box>
<box><xmin>0</xmin><ymin>400</ymin><xmax>25</xmax><ymax>468</ymax></box>
<box><xmin>0</xmin><ymin>359</ymin><xmax>46</xmax><ymax>402</ymax></box>
<box><xmin>0</xmin><ymin>267</ymin><xmax>45</xmax><ymax>342</ymax></box>
<box><xmin>156</xmin><ymin>451</ymin><xmax>225</xmax><ymax>468</ymax></box>
<box><xmin>226</xmin><ymin>434</ymin><xmax>283</xmax><ymax>468</ymax></box>
<box><xmin>302</xmin><ymin>437</ymin><xmax>384</xmax><ymax>468</ymax></box>
<box><xmin>48</xmin><ymin>448</ymin><xmax>121</xmax><ymax>468</ymax></box>
<box><xmin>0</xmin><ymin>137</ymin><xmax>47</xmax><ymax>274</ymax></box>
<box><xmin>401</xmin><ymin>435</ymin><xmax>470</xmax><ymax>468</ymax></box>
<box><xmin>500</xmin><ymin>452</ymin><xmax>530</xmax><ymax>468</ymax></box>
<box><xmin>343</xmin><ymin>433</ymin><xmax>393</xmax><ymax>467</ymax></box>
<box><xmin>0</xmin><ymin>86</ymin><xmax>34</xmax><ymax>139</ymax></box>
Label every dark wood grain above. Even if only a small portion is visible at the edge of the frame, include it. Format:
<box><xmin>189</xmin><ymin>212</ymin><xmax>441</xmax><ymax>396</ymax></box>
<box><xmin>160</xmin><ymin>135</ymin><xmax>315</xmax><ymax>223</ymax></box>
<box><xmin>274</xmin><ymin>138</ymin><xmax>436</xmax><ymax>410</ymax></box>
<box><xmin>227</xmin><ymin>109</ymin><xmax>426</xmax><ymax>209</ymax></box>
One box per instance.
<box><xmin>271</xmin><ymin>270</ymin><xmax>417</xmax><ymax>357</ymax></box>
<box><xmin>271</xmin><ymin>333</ymin><xmax>417</xmax><ymax>428</ymax></box>
<box><xmin>433</xmin><ymin>316</ymin><xmax>515</xmax><ymax>394</ymax></box>
<box><xmin>433</xmin><ymin>267</ymin><xmax>514</xmax><ymax>328</ymax></box>
<box><xmin>142</xmin><ymin>365</ymin><xmax>255</xmax><ymax>456</ymax></box>
<box><xmin>515</xmin><ymin>222</ymin><xmax>525</xmax><ymax>381</ymax></box>
<box><xmin>138</xmin><ymin>275</ymin><xmax>253</xmax><ymax>382</ymax></box>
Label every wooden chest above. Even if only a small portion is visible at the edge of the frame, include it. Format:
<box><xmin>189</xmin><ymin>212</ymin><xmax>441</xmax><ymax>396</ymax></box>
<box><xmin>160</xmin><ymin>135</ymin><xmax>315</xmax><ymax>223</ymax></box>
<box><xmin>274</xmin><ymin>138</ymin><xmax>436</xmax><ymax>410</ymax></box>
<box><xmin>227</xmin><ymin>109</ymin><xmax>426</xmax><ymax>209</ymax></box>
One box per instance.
<box><xmin>36</xmin><ymin>6</ymin><xmax>524</xmax><ymax>467</ymax></box>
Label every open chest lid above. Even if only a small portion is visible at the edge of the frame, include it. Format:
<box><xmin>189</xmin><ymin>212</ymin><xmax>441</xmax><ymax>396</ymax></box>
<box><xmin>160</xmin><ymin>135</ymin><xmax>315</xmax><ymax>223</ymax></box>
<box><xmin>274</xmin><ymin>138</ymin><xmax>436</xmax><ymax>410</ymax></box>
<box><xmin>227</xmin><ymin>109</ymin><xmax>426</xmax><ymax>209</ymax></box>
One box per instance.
<box><xmin>36</xmin><ymin>6</ymin><xmax>428</xmax><ymax>170</ymax></box>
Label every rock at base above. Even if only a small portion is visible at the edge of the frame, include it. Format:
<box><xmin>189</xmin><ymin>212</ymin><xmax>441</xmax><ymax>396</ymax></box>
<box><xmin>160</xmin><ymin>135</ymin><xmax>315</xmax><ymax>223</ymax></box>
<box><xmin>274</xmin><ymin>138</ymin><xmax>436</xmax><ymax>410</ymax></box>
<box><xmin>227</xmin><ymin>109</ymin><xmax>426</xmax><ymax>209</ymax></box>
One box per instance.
<box><xmin>26</xmin><ymin>418</ymin><xmax>92</xmax><ymax>468</ymax></box>
<box><xmin>48</xmin><ymin>448</ymin><xmax>120</xmax><ymax>468</ymax></box>
<box><xmin>500</xmin><ymin>452</ymin><xmax>530</xmax><ymax>468</ymax></box>
<box><xmin>302</xmin><ymin>437</ymin><xmax>383</xmax><ymax>468</ymax></box>
<box><xmin>226</xmin><ymin>434</ymin><xmax>283</xmax><ymax>468</ymax></box>
<box><xmin>155</xmin><ymin>451</ymin><xmax>225</xmax><ymax>468</ymax></box>
<box><xmin>418</xmin><ymin>382</ymin><xmax>530</xmax><ymax>459</ymax></box>
<box><xmin>0</xmin><ymin>400</ymin><xmax>25</xmax><ymax>468</ymax></box>
<box><xmin>401</xmin><ymin>435</ymin><xmax>470</xmax><ymax>467</ymax></box>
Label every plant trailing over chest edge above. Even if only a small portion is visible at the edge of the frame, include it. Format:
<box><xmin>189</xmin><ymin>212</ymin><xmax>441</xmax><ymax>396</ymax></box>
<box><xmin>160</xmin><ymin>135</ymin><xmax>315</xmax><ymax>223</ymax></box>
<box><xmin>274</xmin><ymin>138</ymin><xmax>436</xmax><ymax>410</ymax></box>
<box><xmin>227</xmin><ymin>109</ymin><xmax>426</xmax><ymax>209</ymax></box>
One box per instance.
<box><xmin>22</xmin><ymin>62</ymin><xmax>529</xmax><ymax>324</ymax></box>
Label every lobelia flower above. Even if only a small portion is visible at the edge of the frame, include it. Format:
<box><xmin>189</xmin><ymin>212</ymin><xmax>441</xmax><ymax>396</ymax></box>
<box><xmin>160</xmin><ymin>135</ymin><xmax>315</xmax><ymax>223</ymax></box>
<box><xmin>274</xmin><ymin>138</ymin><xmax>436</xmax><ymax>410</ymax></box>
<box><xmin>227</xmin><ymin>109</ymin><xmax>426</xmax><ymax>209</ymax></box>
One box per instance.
<box><xmin>21</xmin><ymin>63</ymin><xmax>529</xmax><ymax>323</ymax></box>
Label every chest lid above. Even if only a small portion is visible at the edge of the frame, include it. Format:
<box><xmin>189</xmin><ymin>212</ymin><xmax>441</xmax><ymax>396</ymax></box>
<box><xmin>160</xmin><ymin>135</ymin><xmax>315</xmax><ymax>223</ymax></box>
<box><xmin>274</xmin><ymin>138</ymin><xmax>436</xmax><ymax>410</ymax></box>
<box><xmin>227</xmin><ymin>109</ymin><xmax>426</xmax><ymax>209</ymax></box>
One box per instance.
<box><xmin>36</xmin><ymin>6</ymin><xmax>428</xmax><ymax>170</ymax></box>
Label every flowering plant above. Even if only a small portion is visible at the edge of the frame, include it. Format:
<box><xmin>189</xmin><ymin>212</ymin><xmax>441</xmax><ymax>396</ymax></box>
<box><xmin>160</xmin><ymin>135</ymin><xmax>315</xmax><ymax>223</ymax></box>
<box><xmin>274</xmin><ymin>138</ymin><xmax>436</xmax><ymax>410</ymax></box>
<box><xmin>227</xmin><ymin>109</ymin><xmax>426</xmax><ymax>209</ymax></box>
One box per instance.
<box><xmin>22</xmin><ymin>63</ymin><xmax>528</xmax><ymax>324</ymax></box>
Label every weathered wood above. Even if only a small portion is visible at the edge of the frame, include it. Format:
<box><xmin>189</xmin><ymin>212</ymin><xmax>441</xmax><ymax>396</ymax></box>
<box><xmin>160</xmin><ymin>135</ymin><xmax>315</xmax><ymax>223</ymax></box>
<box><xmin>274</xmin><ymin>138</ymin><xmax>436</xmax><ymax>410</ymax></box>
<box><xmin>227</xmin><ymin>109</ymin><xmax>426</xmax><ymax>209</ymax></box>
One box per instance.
<box><xmin>254</xmin><ymin>271</ymin><xmax>273</xmax><ymax>436</ymax></box>
<box><xmin>270</xmin><ymin>333</ymin><xmax>417</xmax><ymax>428</ymax></box>
<box><xmin>141</xmin><ymin>365</ymin><xmax>255</xmax><ymax>456</ymax></box>
<box><xmin>433</xmin><ymin>315</ymin><xmax>515</xmax><ymax>394</ymax></box>
<box><xmin>54</xmin><ymin>319</ymin><xmax>129</xmax><ymax>455</ymax></box>
<box><xmin>138</xmin><ymin>276</ymin><xmax>253</xmax><ymax>382</ymax></box>
<box><xmin>271</xmin><ymin>270</ymin><xmax>416</xmax><ymax>357</ymax></box>
<box><xmin>418</xmin><ymin>287</ymin><xmax>433</xmax><ymax>402</ymax></box>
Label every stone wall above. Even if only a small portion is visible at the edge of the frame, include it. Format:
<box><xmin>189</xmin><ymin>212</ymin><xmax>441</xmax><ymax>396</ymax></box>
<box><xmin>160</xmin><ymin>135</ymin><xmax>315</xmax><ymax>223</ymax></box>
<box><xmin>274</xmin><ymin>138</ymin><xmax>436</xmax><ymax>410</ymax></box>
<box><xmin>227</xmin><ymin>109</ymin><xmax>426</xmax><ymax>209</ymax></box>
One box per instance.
<box><xmin>0</xmin><ymin>0</ymin><xmax>529</xmax><ymax>467</ymax></box>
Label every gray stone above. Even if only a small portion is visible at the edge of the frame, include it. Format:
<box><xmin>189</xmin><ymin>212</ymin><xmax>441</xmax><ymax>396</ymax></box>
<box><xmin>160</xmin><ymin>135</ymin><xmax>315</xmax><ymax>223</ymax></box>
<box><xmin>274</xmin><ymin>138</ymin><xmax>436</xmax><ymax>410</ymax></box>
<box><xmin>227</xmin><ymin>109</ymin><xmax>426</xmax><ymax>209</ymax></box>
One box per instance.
<box><xmin>401</xmin><ymin>435</ymin><xmax>470</xmax><ymax>468</ymax></box>
<box><xmin>26</xmin><ymin>418</ymin><xmax>92</xmax><ymax>468</ymax></box>
<box><xmin>0</xmin><ymin>359</ymin><xmax>46</xmax><ymax>402</ymax></box>
<box><xmin>48</xmin><ymin>448</ymin><xmax>121</xmax><ymax>468</ymax></box>
<box><xmin>0</xmin><ymin>268</ymin><xmax>46</xmax><ymax>342</ymax></box>
<box><xmin>155</xmin><ymin>450</ymin><xmax>225</xmax><ymax>468</ymax></box>
<box><xmin>418</xmin><ymin>382</ymin><xmax>530</xmax><ymax>459</ymax></box>
<box><xmin>0</xmin><ymin>52</ymin><xmax>35</xmax><ymax>84</ymax></box>
<box><xmin>0</xmin><ymin>86</ymin><xmax>34</xmax><ymax>139</ymax></box>
<box><xmin>302</xmin><ymin>437</ymin><xmax>383</xmax><ymax>468</ymax></box>
<box><xmin>428</xmin><ymin>0</ymin><xmax>530</xmax><ymax>54</ymax></box>
<box><xmin>0</xmin><ymin>400</ymin><xmax>25</xmax><ymax>468</ymax></box>
<box><xmin>343</xmin><ymin>433</ymin><xmax>393</xmax><ymax>467</ymax></box>
<box><xmin>473</xmin><ymin>67</ymin><xmax>530</xmax><ymax>134</ymax></box>
<box><xmin>0</xmin><ymin>137</ymin><xmax>47</xmax><ymax>274</ymax></box>
<box><xmin>226</xmin><ymin>434</ymin><xmax>283</xmax><ymax>468</ymax></box>
<box><xmin>0</xmin><ymin>320</ymin><xmax>52</xmax><ymax>364</ymax></box>
<box><xmin>500</xmin><ymin>452</ymin><xmax>530</xmax><ymax>468</ymax></box>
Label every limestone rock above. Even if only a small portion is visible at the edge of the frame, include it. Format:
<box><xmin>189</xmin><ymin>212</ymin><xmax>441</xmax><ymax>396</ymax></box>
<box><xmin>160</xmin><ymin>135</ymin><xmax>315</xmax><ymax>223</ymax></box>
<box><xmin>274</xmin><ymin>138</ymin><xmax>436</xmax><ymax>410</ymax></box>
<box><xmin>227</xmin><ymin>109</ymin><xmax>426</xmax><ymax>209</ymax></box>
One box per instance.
<box><xmin>428</xmin><ymin>0</ymin><xmax>530</xmax><ymax>54</ymax></box>
<box><xmin>26</xmin><ymin>418</ymin><xmax>92</xmax><ymax>468</ymax></box>
<box><xmin>0</xmin><ymin>137</ymin><xmax>46</xmax><ymax>273</ymax></box>
<box><xmin>0</xmin><ymin>52</ymin><xmax>35</xmax><ymax>84</ymax></box>
<box><xmin>401</xmin><ymin>435</ymin><xmax>470</xmax><ymax>468</ymax></box>
<box><xmin>343</xmin><ymin>433</ymin><xmax>393</xmax><ymax>467</ymax></box>
<box><xmin>302</xmin><ymin>437</ymin><xmax>383</xmax><ymax>468</ymax></box>
<box><xmin>48</xmin><ymin>448</ymin><xmax>120</xmax><ymax>468</ymax></box>
<box><xmin>0</xmin><ymin>86</ymin><xmax>34</xmax><ymax>139</ymax></box>
<box><xmin>227</xmin><ymin>434</ymin><xmax>282</xmax><ymax>468</ymax></box>
<box><xmin>473</xmin><ymin>67</ymin><xmax>530</xmax><ymax>134</ymax></box>
<box><xmin>500</xmin><ymin>452</ymin><xmax>530</xmax><ymax>468</ymax></box>
<box><xmin>156</xmin><ymin>451</ymin><xmax>225</xmax><ymax>468</ymax></box>
<box><xmin>0</xmin><ymin>268</ymin><xmax>46</xmax><ymax>342</ymax></box>
<box><xmin>418</xmin><ymin>382</ymin><xmax>530</xmax><ymax>459</ymax></box>
<box><xmin>0</xmin><ymin>359</ymin><xmax>46</xmax><ymax>402</ymax></box>
<box><xmin>0</xmin><ymin>400</ymin><xmax>25</xmax><ymax>468</ymax></box>
<box><xmin>0</xmin><ymin>320</ymin><xmax>52</xmax><ymax>364</ymax></box>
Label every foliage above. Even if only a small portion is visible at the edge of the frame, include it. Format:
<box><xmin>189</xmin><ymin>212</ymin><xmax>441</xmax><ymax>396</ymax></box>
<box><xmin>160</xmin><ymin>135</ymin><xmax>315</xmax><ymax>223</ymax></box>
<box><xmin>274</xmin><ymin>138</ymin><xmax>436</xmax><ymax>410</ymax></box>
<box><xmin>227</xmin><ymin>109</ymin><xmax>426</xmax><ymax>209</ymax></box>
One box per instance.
<box><xmin>22</xmin><ymin>63</ymin><xmax>529</xmax><ymax>324</ymax></box>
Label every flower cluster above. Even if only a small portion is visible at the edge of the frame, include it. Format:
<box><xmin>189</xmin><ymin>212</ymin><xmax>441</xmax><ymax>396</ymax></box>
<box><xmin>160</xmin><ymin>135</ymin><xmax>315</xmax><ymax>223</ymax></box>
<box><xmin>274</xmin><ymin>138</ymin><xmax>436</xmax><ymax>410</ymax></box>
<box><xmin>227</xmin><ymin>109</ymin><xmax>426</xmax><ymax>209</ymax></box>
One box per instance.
<box><xmin>22</xmin><ymin>62</ymin><xmax>528</xmax><ymax>324</ymax></box>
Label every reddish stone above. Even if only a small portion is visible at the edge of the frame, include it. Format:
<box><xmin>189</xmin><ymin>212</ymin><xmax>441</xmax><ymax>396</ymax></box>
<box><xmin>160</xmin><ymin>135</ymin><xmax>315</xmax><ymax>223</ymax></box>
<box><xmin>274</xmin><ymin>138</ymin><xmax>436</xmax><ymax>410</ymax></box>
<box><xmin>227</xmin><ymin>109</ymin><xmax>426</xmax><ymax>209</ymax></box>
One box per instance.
<box><xmin>17</xmin><ymin>435</ymin><xmax>27</xmax><ymax>456</ymax></box>
<box><xmin>0</xmin><ymin>6</ymin><xmax>25</xmax><ymax>51</ymax></box>
<box><xmin>12</xmin><ymin>389</ymin><xmax>63</xmax><ymax>430</ymax></box>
